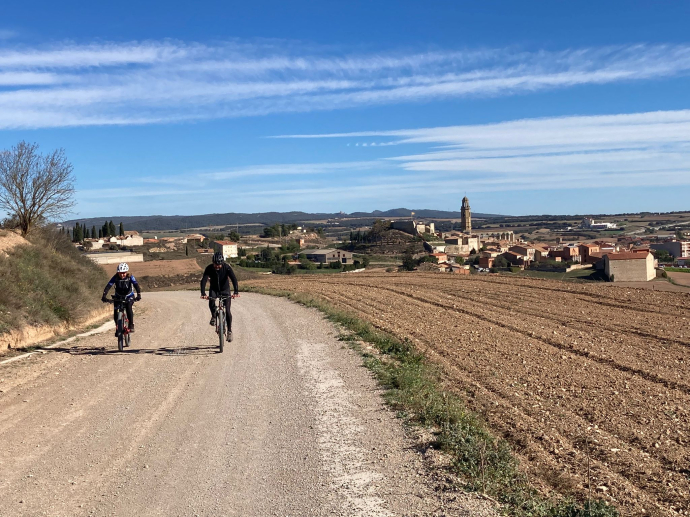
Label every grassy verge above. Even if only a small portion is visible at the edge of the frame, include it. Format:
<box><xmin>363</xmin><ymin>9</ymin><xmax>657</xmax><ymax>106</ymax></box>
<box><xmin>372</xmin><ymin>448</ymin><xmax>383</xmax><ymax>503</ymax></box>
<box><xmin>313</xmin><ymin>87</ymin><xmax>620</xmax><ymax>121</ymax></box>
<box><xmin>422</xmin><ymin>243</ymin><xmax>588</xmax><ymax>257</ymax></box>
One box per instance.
<box><xmin>0</xmin><ymin>229</ymin><xmax>108</xmax><ymax>335</ymax></box>
<box><xmin>665</xmin><ymin>267</ymin><xmax>690</xmax><ymax>273</ymax></box>
<box><xmin>244</xmin><ymin>285</ymin><xmax>618</xmax><ymax>517</ymax></box>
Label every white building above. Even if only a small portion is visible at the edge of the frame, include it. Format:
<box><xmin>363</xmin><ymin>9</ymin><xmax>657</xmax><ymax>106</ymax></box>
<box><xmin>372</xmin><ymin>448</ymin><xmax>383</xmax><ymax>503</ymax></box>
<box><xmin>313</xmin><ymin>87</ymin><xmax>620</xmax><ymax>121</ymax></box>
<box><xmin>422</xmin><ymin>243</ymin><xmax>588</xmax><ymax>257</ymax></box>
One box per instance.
<box><xmin>581</xmin><ymin>218</ymin><xmax>618</xmax><ymax>230</ymax></box>
<box><xmin>211</xmin><ymin>240</ymin><xmax>238</xmax><ymax>259</ymax></box>
<box><xmin>114</xmin><ymin>235</ymin><xmax>144</xmax><ymax>247</ymax></box>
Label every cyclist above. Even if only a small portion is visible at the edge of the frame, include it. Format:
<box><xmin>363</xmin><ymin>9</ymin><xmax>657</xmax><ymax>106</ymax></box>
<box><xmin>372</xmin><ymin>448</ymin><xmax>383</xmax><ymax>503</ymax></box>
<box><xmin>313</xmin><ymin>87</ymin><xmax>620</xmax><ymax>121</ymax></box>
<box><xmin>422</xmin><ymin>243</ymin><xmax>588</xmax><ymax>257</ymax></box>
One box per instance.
<box><xmin>200</xmin><ymin>252</ymin><xmax>239</xmax><ymax>341</ymax></box>
<box><xmin>101</xmin><ymin>262</ymin><xmax>141</xmax><ymax>333</ymax></box>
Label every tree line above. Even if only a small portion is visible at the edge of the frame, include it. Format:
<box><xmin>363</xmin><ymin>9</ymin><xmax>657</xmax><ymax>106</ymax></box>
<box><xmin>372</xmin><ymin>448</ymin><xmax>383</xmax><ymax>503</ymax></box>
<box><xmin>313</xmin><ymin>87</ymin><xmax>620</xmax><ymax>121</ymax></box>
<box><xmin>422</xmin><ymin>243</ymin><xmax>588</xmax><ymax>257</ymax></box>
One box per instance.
<box><xmin>66</xmin><ymin>220</ymin><xmax>126</xmax><ymax>243</ymax></box>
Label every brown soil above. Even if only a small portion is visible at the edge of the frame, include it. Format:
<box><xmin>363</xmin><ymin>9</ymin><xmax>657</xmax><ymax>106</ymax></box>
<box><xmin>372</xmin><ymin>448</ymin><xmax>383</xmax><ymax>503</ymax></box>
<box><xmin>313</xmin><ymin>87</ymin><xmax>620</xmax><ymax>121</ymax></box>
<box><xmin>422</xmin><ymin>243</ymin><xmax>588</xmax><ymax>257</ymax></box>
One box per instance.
<box><xmin>0</xmin><ymin>230</ymin><xmax>29</xmax><ymax>254</ymax></box>
<box><xmin>246</xmin><ymin>272</ymin><xmax>690</xmax><ymax>516</ymax></box>
<box><xmin>99</xmin><ymin>258</ymin><xmax>202</xmax><ymax>277</ymax></box>
<box><xmin>104</xmin><ymin>259</ymin><xmax>259</xmax><ymax>291</ymax></box>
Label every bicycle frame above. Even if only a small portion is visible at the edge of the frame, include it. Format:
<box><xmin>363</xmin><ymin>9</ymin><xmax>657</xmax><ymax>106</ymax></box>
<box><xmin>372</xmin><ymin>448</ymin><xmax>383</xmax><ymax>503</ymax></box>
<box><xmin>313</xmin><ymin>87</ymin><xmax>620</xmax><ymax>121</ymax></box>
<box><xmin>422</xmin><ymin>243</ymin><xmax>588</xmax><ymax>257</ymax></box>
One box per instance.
<box><xmin>212</xmin><ymin>294</ymin><xmax>231</xmax><ymax>353</ymax></box>
<box><xmin>110</xmin><ymin>294</ymin><xmax>131</xmax><ymax>351</ymax></box>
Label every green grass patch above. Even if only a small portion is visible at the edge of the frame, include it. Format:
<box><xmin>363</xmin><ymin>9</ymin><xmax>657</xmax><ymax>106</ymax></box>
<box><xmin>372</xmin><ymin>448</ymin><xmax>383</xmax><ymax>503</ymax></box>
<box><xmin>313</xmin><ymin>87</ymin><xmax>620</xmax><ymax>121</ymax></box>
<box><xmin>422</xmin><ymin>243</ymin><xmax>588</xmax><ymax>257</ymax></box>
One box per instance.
<box><xmin>665</xmin><ymin>267</ymin><xmax>690</xmax><ymax>273</ymax></box>
<box><xmin>243</xmin><ymin>285</ymin><xmax>617</xmax><ymax>517</ymax></box>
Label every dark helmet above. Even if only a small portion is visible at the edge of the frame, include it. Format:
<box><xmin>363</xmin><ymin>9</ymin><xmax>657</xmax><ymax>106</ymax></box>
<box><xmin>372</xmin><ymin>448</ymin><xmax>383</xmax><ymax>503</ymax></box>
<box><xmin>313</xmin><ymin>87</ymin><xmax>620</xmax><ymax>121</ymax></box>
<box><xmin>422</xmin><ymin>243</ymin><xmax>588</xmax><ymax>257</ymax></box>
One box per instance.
<box><xmin>213</xmin><ymin>252</ymin><xmax>225</xmax><ymax>265</ymax></box>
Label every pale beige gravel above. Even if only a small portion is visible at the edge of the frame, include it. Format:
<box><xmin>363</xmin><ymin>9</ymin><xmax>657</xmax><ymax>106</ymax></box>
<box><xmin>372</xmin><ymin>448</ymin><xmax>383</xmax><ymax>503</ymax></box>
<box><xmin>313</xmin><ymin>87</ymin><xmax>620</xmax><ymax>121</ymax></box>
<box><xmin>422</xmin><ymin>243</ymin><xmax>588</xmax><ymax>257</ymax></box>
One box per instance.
<box><xmin>0</xmin><ymin>291</ymin><xmax>496</xmax><ymax>517</ymax></box>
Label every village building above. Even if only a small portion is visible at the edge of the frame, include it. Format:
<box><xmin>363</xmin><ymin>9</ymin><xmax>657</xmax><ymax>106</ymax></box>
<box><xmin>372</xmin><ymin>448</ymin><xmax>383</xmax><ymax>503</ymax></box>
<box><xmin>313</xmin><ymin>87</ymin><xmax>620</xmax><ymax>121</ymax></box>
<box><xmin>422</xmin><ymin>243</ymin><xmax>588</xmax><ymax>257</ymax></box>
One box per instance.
<box><xmin>182</xmin><ymin>233</ymin><xmax>206</xmax><ymax>244</ymax></box>
<box><xmin>301</xmin><ymin>249</ymin><xmax>354</xmax><ymax>264</ymax></box>
<box><xmin>430</xmin><ymin>252</ymin><xmax>448</xmax><ymax>263</ymax></box>
<box><xmin>509</xmin><ymin>245</ymin><xmax>536</xmax><ymax>261</ymax></box>
<box><xmin>479</xmin><ymin>231</ymin><xmax>515</xmax><ymax>243</ymax></box>
<box><xmin>115</xmin><ymin>231</ymin><xmax>144</xmax><ymax>247</ymax></box>
<box><xmin>502</xmin><ymin>251</ymin><xmax>526</xmax><ymax>266</ymax></box>
<box><xmin>604</xmin><ymin>252</ymin><xmax>656</xmax><ymax>282</ymax></box>
<box><xmin>533</xmin><ymin>244</ymin><xmax>551</xmax><ymax>261</ymax></box>
<box><xmin>390</xmin><ymin>220</ymin><xmax>435</xmax><ymax>236</ymax></box>
<box><xmin>650</xmin><ymin>240</ymin><xmax>690</xmax><ymax>259</ymax></box>
<box><xmin>549</xmin><ymin>244</ymin><xmax>580</xmax><ymax>262</ymax></box>
<box><xmin>449</xmin><ymin>263</ymin><xmax>470</xmax><ymax>275</ymax></box>
<box><xmin>444</xmin><ymin>235</ymin><xmax>481</xmax><ymax>256</ymax></box>
<box><xmin>579</xmin><ymin>243</ymin><xmax>600</xmax><ymax>264</ymax></box>
<box><xmin>581</xmin><ymin>218</ymin><xmax>618</xmax><ymax>230</ymax></box>
<box><xmin>478</xmin><ymin>256</ymin><xmax>494</xmax><ymax>269</ymax></box>
<box><xmin>82</xmin><ymin>238</ymin><xmax>106</xmax><ymax>250</ymax></box>
<box><xmin>416</xmin><ymin>222</ymin><xmax>436</xmax><ymax>235</ymax></box>
<box><xmin>210</xmin><ymin>240</ymin><xmax>239</xmax><ymax>259</ymax></box>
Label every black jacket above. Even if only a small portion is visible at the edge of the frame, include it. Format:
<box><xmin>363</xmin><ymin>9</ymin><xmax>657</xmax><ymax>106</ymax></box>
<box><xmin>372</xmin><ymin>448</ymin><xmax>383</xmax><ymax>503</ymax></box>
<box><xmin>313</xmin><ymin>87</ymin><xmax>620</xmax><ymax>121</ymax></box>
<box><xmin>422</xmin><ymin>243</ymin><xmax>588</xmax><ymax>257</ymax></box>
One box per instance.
<box><xmin>103</xmin><ymin>274</ymin><xmax>141</xmax><ymax>299</ymax></box>
<box><xmin>201</xmin><ymin>263</ymin><xmax>238</xmax><ymax>296</ymax></box>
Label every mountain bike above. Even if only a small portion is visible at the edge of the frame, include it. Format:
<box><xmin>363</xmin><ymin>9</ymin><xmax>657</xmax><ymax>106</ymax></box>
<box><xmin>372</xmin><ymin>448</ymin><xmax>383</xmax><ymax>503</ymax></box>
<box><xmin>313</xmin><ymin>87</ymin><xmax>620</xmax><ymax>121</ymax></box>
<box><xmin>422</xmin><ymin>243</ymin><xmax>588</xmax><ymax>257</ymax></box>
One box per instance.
<box><xmin>109</xmin><ymin>294</ymin><xmax>132</xmax><ymax>352</ymax></box>
<box><xmin>211</xmin><ymin>294</ymin><xmax>234</xmax><ymax>353</ymax></box>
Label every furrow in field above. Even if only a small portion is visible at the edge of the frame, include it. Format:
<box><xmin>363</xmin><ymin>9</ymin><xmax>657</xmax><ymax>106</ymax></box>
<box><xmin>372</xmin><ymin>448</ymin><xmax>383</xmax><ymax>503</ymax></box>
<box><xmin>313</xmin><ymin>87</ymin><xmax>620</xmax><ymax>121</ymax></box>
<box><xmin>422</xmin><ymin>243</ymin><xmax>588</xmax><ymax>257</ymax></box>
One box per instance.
<box><xmin>250</xmin><ymin>275</ymin><xmax>690</xmax><ymax>515</ymax></box>
<box><xmin>314</xmin><ymin>283</ymin><xmax>686</xmax><ymax>515</ymax></box>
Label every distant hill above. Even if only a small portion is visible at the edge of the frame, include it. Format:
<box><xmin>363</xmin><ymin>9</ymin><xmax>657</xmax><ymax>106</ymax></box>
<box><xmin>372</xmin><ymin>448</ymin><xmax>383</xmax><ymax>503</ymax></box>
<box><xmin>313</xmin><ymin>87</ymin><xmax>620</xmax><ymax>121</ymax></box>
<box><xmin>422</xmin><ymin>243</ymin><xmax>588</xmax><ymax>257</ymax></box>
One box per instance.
<box><xmin>63</xmin><ymin>208</ymin><xmax>503</xmax><ymax>232</ymax></box>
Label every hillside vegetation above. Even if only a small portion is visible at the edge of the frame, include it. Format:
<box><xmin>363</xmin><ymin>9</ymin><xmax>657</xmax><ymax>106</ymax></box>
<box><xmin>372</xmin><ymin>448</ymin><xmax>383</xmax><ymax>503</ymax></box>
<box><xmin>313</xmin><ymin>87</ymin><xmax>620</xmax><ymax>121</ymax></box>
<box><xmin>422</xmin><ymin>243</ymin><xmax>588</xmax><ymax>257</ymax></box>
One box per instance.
<box><xmin>0</xmin><ymin>229</ymin><xmax>108</xmax><ymax>335</ymax></box>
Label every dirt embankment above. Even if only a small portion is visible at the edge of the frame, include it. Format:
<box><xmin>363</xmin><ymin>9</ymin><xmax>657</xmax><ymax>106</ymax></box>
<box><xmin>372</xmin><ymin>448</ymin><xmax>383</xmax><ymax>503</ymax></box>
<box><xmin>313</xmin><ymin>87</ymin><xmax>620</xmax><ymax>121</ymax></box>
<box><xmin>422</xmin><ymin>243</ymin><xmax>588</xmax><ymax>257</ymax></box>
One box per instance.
<box><xmin>247</xmin><ymin>272</ymin><xmax>690</xmax><ymax>516</ymax></box>
<box><xmin>0</xmin><ymin>230</ymin><xmax>29</xmax><ymax>255</ymax></box>
<box><xmin>0</xmin><ymin>230</ymin><xmax>109</xmax><ymax>353</ymax></box>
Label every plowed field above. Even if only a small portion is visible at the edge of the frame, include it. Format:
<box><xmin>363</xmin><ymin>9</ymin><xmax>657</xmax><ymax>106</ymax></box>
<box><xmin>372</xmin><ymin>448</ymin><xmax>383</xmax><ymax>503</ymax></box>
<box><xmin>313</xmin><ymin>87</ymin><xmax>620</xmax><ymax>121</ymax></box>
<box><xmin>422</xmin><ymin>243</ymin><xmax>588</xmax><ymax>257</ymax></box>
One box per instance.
<box><xmin>247</xmin><ymin>272</ymin><xmax>690</xmax><ymax>516</ymax></box>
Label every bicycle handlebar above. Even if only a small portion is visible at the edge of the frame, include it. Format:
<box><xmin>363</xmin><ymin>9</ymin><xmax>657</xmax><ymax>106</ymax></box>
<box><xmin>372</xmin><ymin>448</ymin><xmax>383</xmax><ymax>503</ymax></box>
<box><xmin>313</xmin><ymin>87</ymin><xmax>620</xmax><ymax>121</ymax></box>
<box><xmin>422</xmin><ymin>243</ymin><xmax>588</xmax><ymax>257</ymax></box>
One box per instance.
<box><xmin>201</xmin><ymin>294</ymin><xmax>239</xmax><ymax>300</ymax></box>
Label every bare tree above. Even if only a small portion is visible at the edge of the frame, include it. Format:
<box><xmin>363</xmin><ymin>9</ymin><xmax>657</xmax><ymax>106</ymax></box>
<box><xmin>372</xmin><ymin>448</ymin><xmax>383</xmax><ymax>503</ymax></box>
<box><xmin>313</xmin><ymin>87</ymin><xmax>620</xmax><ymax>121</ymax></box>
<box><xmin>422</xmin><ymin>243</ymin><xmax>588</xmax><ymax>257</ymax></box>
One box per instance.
<box><xmin>0</xmin><ymin>141</ymin><xmax>75</xmax><ymax>235</ymax></box>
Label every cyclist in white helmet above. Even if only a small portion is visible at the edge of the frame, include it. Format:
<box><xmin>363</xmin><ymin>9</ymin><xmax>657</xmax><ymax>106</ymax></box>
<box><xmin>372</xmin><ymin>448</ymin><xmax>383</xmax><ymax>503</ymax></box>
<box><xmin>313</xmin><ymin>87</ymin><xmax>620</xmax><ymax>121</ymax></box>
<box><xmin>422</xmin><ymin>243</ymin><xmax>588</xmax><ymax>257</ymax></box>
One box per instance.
<box><xmin>102</xmin><ymin>262</ymin><xmax>141</xmax><ymax>332</ymax></box>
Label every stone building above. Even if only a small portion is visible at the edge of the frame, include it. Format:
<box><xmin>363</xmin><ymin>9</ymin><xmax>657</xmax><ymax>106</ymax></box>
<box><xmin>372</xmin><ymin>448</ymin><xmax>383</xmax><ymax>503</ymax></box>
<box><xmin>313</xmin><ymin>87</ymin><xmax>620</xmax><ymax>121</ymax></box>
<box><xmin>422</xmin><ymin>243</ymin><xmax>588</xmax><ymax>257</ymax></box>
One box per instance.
<box><xmin>604</xmin><ymin>252</ymin><xmax>655</xmax><ymax>282</ymax></box>
<box><xmin>301</xmin><ymin>249</ymin><xmax>354</xmax><ymax>264</ymax></box>
<box><xmin>210</xmin><ymin>240</ymin><xmax>239</xmax><ymax>259</ymax></box>
<box><xmin>461</xmin><ymin>196</ymin><xmax>471</xmax><ymax>233</ymax></box>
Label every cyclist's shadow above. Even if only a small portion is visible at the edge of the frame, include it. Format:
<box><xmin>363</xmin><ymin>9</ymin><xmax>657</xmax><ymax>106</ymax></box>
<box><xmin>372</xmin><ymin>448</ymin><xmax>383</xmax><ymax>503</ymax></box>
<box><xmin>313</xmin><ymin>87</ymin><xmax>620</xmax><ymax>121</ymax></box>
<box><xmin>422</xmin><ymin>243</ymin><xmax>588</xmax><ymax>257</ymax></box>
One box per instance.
<box><xmin>51</xmin><ymin>345</ymin><xmax>221</xmax><ymax>356</ymax></box>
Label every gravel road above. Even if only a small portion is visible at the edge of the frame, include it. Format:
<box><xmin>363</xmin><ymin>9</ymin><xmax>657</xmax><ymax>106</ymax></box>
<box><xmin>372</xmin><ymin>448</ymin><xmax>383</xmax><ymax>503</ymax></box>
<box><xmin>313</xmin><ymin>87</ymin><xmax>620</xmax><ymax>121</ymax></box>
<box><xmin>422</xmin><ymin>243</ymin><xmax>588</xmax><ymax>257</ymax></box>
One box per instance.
<box><xmin>0</xmin><ymin>292</ymin><xmax>490</xmax><ymax>517</ymax></box>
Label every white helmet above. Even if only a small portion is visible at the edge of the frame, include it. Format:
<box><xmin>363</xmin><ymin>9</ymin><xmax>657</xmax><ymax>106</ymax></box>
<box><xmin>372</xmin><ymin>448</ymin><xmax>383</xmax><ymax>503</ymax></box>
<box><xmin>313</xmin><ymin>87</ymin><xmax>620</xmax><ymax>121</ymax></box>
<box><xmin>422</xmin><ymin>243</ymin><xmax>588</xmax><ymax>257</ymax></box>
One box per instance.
<box><xmin>117</xmin><ymin>262</ymin><xmax>129</xmax><ymax>273</ymax></box>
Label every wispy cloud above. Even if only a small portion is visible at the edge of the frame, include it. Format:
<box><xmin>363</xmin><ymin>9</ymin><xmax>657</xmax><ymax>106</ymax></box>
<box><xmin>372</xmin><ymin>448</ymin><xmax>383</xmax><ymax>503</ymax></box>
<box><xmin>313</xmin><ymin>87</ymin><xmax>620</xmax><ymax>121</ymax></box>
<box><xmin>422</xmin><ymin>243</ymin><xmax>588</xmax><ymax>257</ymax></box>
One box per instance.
<box><xmin>274</xmin><ymin>109</ymin><xmax>690</xmax><ymax>193</ymax></box>
<box><xmin>2</xmin><ymin>41</ymin><xmax>690</xmax><ymax>129</ymax></box>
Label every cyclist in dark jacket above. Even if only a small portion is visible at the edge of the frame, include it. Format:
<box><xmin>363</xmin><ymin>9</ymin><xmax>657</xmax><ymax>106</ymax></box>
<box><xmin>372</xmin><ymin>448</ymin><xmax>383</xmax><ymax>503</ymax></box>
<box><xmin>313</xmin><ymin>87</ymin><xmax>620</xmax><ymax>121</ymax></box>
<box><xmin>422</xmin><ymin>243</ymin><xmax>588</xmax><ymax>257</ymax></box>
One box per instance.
<box><xmin>201</xmin><ymin>252</ymin><xmax>239</xmax><ymax>337</ymax></box>
<box><xmin>102</xmin><ymin>262</ymin><xmax>141</xmax><ymax>332</ymax></box>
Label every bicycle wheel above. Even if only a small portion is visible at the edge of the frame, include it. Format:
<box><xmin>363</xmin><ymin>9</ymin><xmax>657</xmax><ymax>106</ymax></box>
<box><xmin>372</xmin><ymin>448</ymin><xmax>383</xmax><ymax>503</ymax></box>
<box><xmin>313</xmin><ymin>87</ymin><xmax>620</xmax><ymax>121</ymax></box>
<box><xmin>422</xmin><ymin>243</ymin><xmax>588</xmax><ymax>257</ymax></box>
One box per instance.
<box><xmin>218</xmin><ymin>311</ymin><xmax>225</xmax><ymax>353</ymax></box>
<box><xmin>125</xmin><ymin>332</ymin><xmax>131</xmax><ymax>348</ymax></box>
<box><xmin>117</xmin><ymin>312</ymin><xmax>124</xmax><ymax>352</ymax></box>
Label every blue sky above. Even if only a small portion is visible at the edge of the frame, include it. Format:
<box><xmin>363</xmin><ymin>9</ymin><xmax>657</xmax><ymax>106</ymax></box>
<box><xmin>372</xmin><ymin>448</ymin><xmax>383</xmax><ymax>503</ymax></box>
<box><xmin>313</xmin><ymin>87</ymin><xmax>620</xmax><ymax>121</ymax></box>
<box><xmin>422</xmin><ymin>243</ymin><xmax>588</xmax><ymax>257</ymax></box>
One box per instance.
<box><xmin>0</xmin><ymin>1</ymin><xmax>689</xmax><ymax>218</ymax></box>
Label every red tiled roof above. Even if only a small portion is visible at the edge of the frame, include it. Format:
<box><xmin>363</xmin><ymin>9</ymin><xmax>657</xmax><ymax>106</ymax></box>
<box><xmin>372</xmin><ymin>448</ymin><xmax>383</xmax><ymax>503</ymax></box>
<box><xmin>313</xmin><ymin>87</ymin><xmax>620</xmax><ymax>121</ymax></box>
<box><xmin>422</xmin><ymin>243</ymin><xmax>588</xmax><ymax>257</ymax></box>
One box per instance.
<box><xmin>606</xmin><ymin>252</ymin><xmax>650</xmax><ymax>261</ymax></box>
<box><xmin>213</xmin><ymin>240</ymin><xmax>238</xmax><ymax>245</ymax></box>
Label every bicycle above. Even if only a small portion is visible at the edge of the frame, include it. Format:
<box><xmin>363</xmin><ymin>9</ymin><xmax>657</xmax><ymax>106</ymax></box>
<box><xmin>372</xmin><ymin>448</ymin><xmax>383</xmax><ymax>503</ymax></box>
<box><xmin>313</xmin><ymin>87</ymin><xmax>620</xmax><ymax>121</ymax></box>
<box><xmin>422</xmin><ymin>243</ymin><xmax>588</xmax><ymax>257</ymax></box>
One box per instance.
<box><xmin>204</xmin><ymin>294</ymin><xmax>236</xmax><ymax>353</ymax></box>
<box><xmin>108</xmin><ymin>294</ymin><xmax>132</xmax><ymax>352</ymax></box>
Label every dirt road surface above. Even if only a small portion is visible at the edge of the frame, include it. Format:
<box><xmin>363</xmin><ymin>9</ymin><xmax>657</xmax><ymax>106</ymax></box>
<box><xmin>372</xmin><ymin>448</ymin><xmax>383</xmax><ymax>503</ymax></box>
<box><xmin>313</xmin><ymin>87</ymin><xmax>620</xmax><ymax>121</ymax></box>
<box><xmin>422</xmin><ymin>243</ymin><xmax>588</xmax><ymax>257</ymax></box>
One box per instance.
<box><xmin>0</xmin><ymin>292</ymin><xmax>490</xmax><ymax>517</ymax></box>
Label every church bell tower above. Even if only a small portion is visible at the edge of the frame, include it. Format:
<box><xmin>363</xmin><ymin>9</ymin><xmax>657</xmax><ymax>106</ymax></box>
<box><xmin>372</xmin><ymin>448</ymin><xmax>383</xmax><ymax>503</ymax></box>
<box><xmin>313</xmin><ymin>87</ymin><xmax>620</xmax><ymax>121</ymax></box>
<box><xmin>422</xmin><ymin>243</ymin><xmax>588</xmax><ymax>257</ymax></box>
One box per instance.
<box><xmin>461</xmin><ymin>196</ymin><xmax>471</xmax><ymax>233</ymax></box>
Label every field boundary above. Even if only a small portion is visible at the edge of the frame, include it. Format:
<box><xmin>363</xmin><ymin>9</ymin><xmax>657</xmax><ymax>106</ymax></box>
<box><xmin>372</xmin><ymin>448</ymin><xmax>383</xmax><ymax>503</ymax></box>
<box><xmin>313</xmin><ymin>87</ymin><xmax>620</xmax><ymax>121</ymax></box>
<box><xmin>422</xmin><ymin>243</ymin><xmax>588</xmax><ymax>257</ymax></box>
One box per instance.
<box><xmin>244</xmin><ymin>285</ymin><xmax>618</xmax><ymax>517</ymax></box>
